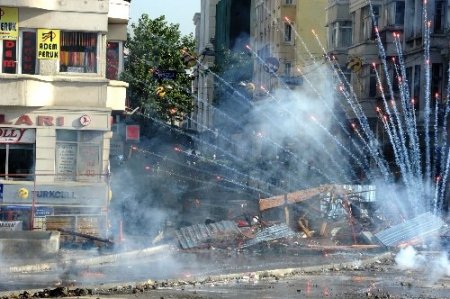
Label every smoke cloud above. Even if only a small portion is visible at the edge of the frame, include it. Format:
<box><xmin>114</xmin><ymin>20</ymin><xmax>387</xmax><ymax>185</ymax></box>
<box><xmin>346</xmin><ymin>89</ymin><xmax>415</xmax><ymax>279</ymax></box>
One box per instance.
<box><xmin>396</xmin><ymin>246</ymin><xmax>450</xmax><ymax>282</ymax></box>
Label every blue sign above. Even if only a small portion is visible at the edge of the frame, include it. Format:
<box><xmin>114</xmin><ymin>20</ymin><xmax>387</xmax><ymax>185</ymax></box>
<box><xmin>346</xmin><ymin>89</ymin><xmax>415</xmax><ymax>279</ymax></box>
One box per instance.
<box><xmin>35</xmin><ymin>207</ymin><xmax>54</xmax><ymax>217</ymax></box>
<box><xmin>0</xmin><ymin>184</ymin><xmax>3</xmax><ymax>200</ymax></box>
<box><xmin>3</xmin><ymin>205</ymin><xmax>53</xmax><ymax>217</ymax></box>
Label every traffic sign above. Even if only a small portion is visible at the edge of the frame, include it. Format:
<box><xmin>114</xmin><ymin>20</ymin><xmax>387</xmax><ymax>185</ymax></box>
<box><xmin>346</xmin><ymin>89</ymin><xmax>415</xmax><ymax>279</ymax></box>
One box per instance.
<box><xmin>347</xmin><ymin>56</ymin><xmax>362</xmax><ymax>73</ymax></box>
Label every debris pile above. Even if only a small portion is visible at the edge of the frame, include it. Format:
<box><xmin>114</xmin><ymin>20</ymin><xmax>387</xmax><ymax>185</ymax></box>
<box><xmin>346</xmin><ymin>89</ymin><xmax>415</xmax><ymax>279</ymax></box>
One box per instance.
<box><xmin>175</xmin><ymin>220</ymin><xmax>241</xmax><ymax>249</ymax></box>
<box><xmin>241</xmin><ymin>223</ymin><xmax>296</xmax><ymax>248</ymax></box>
<box><xmin>171</xmin><ymin>184</ymin><xmax>448</xmax><ymax>252</ymax></box>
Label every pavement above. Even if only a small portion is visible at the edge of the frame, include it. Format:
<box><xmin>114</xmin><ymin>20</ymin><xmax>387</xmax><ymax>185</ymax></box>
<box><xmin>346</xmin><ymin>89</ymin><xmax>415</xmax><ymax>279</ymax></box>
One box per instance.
<box><xmin>3</xmin><ymin>249</ymin><xmax>450</xmax><ymax>298</ymax></box>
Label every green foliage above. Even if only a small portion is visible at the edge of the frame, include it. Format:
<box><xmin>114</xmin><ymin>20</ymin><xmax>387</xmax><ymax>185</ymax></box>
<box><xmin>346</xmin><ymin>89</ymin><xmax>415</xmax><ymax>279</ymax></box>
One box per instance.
<box><xmin>122</xmin><ymin>15</ymin><xmax>196</xmax><ymax>126</ymax></box>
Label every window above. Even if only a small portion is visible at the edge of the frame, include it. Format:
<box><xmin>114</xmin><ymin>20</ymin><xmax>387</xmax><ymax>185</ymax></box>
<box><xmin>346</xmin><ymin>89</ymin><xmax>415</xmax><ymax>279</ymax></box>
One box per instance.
<box><xmin>0</xmin><ymin>128</ymin><xmax>35</xmax><ymax>181</ymax></box>
<box><xmin>434</xmin><ymin>0</ymin><xmax>445</xmax><ymax>34</ymax></box>
<box><xmin>362</xmin><ymin>5</ymin><xmax>379</xmax><ymax>40</ymax></box>
<box><xmin>284</xmin><ymin>23</ymin><xmax>293</xmax><ymax>43</ymax></box>
<box><xmin>431</xmin><ymin>63</ymin><xmax>443</xmax><ymax>97</ymax></box>
<box><xmin>60</xmin><ymin>32</ymin><xmax>97</xmax><ymax>73</ymax></box>
<box><xmin>387</xmin><ymin>1</ymin><xmax>405</xmax><ymax>26</ymax></box>
<box><xmin>284</xmin><ymin>62</ymin><xmax>292</xmax><ymax>76</ymax></box>
<box><xmin>56</xmin><ymin>130</ymin><xmax>103</xmax><ymax>182</ymax></box>
<box><xmin>106</xmin><ymin>41</ymin><xmax>123</xmax><ymax>80</ymax></box>
<box><xmin>394</xmin><ymin>2</ymin><xmax>405</xmax><ymax>25</ymax></box>
<box><xmin>392</xmin><ymin>68</ymin><xmax>400</xmax><ymax>93</ymax></box>
<box><xmin>284</xmin><ymin>0</ymin><xmax>294</xmax><ymax>5</ymax></box>
<box><xmin>413</xmin><ymin>65</ymin><xmax>421</xmax><ymax>108</ymax></box>
<box><xmin>369</xmin><ymin>66</ymin><xmax>377</xmax><ymax>97</ymax></box>
<box><xmin>0</xmin><ymin>30</ymin><xmax>38</xmax><ymax>74</ymax></box>
<box><xmin>331</xmin><ymin>21</ymin><xmax>352</xmax><ymax>48</ymax></box>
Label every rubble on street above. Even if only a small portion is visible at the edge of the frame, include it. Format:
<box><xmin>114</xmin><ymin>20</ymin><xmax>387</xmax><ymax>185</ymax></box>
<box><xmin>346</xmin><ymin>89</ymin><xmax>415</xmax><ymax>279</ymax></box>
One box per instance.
<box><xmin>165</xmin><ymin>185</ymin><xmax>449</xmax><ymax>253</ymax></box>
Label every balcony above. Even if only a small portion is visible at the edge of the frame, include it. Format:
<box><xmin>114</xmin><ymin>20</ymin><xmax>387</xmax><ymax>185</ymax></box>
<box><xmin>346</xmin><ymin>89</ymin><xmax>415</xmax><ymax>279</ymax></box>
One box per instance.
<box><xmin>108</xmin><ymin>0</ymin><xmax>131</xmax><ymax>23</ymax></box>
<box><xmin>106</xmin><ymin>80</ymin><xmax>128</xmax><ymax>111</ymax></box>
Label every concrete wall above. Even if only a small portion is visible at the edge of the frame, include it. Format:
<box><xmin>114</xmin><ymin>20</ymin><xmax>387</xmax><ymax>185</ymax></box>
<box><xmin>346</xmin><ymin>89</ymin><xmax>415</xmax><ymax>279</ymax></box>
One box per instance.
<box><xmin>296</xmin><ymin>0</ymin><xmax>327</xmax><ymax>67</ymax></box>
<box><xmin>0</xmin><ymin>231</ymin><xmax>60</xmax><ymax>259</ymax></box>
<box><xmin>0</xmin><ymin>76</ymin><xmax>109</xmax><ymax>107</ymax></box>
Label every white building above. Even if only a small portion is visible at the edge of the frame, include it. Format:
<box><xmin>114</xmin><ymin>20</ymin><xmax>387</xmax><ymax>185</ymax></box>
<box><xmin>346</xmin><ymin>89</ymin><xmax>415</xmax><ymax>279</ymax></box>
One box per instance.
<box><xmin>0</xmin><ymin>0</ymin><xmax>129</xmax><ymax>237</ymax></box>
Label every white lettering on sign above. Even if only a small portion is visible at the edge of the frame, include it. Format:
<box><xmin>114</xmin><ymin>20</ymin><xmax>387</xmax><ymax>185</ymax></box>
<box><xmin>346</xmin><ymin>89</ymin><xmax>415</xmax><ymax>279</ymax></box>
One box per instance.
<box><xmin>0</xmin><ymin>221</ymin><xmax>22</xmax><ymax>231</ymax></box>
<box><xmin>0</xmin><ymin>128</ymin><xmax>35</xmax><ymax>143</ymax></box>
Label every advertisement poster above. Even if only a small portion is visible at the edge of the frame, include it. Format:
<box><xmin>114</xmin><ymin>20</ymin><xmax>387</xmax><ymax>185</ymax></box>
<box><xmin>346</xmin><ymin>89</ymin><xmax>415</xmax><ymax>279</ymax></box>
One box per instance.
<box><xmin>37</xmin><ymin>29</ymin><xmax>60</xmax><ymax>59</ymax></box>
<box><xmin>126</xmin><ymin>125</ymin><xmax>140</xmax><ymax>141</ymax></box>
<box><xmin>0</xmin><ymin>7</ymin><xmax>18</xmax><ymax>40</ymax></box>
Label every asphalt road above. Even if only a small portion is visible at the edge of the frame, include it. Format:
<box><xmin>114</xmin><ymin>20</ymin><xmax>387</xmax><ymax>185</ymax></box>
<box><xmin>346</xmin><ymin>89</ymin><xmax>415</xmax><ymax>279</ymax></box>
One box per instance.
<box><xmin>1</xmin><ymin>247</ymin><xmax>450</xmax><ymax>298</ymax></box>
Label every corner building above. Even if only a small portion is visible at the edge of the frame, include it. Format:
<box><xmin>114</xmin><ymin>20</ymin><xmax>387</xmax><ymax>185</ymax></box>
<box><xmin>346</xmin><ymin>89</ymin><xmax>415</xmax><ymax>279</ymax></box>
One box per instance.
<box><xmin>0</xmin><ymin>0</ymin><xmax>129</xmax><ymax>237</ymax></box>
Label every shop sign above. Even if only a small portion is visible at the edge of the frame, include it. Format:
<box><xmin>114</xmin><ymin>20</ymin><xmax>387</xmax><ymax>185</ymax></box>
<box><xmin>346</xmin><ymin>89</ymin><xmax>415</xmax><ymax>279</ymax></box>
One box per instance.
<box><xmin>3</xmin><ymin>205</ymin><xmax>53</xmax><ymax>217</ymax></box>
<box><xmin>2</xmin><ymin>184</ymin><xmax>108</xmax><ymax>206</ymax></box>
<box><xmin>0</xmin><ymin>114</ymin><xmax>65</xmax><ymax>126</ymax></box>
<box><xmin>35</xmin><ymin>206</ymin><xmax>53</xmax><ymax>217</ymax></box>
<box><xmin>0</xmin><ymin>128</ymin><xmax>36</xmax><ymax>143</ymax></box>
<box><xmin>153</xmin><ymin>69</ymin><xmax>178</xmax><ymax>80</ymax></box>
<box><xmin>0</xmin><ymin>7</ymin><xmax>18</xmax><ymax>40</ymax></box>
<box><xmin>22</xmin><ymin>31</ymin><xmax>37</xmax><ymax>74</ymax></box>
<box><xmin>37</xmin><ymin>29</ymin><xmax>60</xmax><ymax>59</ymax></box>
<box><xmin>126</xmin><ymin>125</ymin><xmax>140</xmax><ymax>141</ymax></box>
<box><xmin>0</xmin><ymin>221</ymin><xmax>22</xmax><ymax>231</ymax></box>
<box><xmin>2</xmin><ymin>39</ymin><xmax>16</xmax><ymax>73</ymax></box>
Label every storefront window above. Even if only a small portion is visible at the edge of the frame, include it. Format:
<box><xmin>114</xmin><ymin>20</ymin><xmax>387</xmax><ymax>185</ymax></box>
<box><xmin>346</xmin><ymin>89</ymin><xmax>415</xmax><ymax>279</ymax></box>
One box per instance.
<box><xmin>60</xmin><ymin>32</ymin><xmax>97</xmax><ymax>73</ymax></box>
<box><xmin>106</xmin><ymin>41</ymin><xmax>122</xmax><ymax>80</ymax></box>
<box><xmin>0</xmin><ymin>128</ymin><xmax>35</xmax><ymax>181</ymax></box>
<box><xmin>56</xmin><ymin>130</ymin><xmax>103</xmax><ymax>182</ymax></box>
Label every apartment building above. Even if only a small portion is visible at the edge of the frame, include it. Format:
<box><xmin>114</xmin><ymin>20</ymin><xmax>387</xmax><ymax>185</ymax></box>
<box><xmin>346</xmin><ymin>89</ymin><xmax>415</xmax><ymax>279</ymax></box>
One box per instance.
<box><xmin>251</xmin><ymin>0</ymin><xmax>327</xmax><ymax>98</ymax></box>
<box><xmin>0</xmin><ymin>0</ymin><xmax>129</xmax><ymax>237</ymax></box>
<box><xmin>327</xmin><ymin>0</ymin><xmax>449</xmax><ymax>124</ymax></box>
<box><xmin>190</xmin><ymin>0</ymin><xmax>220</xmax><ymax>133</ymax></box>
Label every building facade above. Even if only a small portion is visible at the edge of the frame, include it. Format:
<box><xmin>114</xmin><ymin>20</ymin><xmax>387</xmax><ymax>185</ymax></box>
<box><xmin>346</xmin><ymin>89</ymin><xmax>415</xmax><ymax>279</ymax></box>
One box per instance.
<box><xmin>251</xmin><ymin>0</ymin><xmax>327</xmax><ymax>98</ymax></box>
<box><xmin>190</xmin><ymin>0</ymin><xmax>220</xmax><ymax>133</ymax></box>
<box><xmin>0</xmin><ymin>0</ymin><xmax>129</xmax><ymax>237</ymax></box>
<box><xmin>327</xmin><ymin>0</ymin><xmax>450</xmax><ymax>138</ymax></box>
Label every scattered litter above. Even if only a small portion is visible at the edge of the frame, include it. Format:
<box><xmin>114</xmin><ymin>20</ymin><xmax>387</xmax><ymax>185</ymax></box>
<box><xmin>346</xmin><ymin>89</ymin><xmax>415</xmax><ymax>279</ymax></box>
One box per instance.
<box><xmin>241</xmin><ymin>223</ymin><xmax>297</xmax><ymax>248</ymax></box>
<box><xmin>175</xmin><ymin>220</ymin><xmax>241</xmax><ymax>249</ymax></box>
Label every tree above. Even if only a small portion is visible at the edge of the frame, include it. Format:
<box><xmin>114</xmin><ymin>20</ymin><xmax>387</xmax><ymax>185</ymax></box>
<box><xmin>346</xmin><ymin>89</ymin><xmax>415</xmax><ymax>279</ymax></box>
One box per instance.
<box><xmin>122</xmin><ymin>15</ymin><xmax>196</xmax><ymax>127</ymax></box>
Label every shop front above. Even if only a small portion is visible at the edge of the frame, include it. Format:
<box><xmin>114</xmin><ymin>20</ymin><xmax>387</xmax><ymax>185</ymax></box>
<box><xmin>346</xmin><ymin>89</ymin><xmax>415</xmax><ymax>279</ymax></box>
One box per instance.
<box><xmin>0</xmin><ymin>183</ymin><xmax>109</xmax><ymax>237</ymax></box>
<box><xmin>0</xmin><ymin>107</ymin><xmax>112</xmax><ymax>239</ymax></box>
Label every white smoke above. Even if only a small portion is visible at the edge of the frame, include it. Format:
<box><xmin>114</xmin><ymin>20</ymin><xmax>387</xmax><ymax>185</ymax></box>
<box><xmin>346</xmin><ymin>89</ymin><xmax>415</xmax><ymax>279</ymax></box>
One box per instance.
<box><xmin>395</xmin><ymin>246</ymin><xmax>450</xmax><ymax>282</ymax></box>
<box><xmin>395</xmin><ymin>246</ymin><xmax>426</xmax><ymax>270</ymax></box>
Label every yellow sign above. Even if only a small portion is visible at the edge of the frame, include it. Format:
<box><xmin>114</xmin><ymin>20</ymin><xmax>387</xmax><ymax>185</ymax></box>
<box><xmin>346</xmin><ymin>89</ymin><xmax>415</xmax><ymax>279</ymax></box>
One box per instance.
<box><xmin>17</xmin><ymin>188</ymin><xmax>29</xmax><ymax>199</ymax></box>
<box><xmin>37</xmin><ymin>29</ymin><xmax>60</xmax><ymax>60</ymax></box>
<box><xmin>0</xmin><ymin>7</ymin><xmax>18</xmax><ymax>40</ymax></box>
<box><xmin>347</xmin><ymin>56</ymin><xmax>362</xmax><ymax>73</ymax></box>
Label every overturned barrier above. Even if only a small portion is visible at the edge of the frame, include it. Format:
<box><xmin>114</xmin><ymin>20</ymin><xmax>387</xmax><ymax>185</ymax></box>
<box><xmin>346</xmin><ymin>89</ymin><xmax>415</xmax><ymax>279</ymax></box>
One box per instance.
<box><xmin>0</xmin><ymin>231</ymin><xmax>60</xmax><ymax>259</ymax></box>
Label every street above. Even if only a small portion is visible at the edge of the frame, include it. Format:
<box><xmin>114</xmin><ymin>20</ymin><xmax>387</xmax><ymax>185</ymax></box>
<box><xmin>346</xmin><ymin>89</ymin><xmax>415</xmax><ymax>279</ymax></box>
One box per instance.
<box><xmin>1</xmin><ymin>246</ymin><xmax>450</xmax><ymax>298</ymax></box>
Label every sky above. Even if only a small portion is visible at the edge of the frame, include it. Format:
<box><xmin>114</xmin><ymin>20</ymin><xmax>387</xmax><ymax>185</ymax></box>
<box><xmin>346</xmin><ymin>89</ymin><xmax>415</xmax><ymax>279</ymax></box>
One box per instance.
<box><xmin>130</xmin><ymin>0</ymin><xmax>201</xmax><ymax>36</ymax></box>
